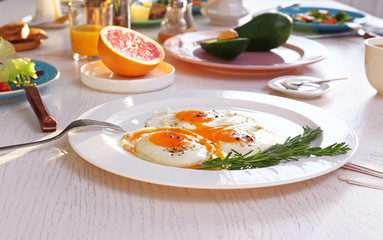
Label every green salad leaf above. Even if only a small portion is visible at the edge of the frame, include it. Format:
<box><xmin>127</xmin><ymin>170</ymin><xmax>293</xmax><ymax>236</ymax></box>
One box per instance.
<box><xmin>0</xmin><ymin>37</ymin><xmax>37</xmax><ymax>87</ymax></box>
<box><xmin>0</xmin><ymin>37</ymin><xmax>17</xmax><ymax>59</ymax></box>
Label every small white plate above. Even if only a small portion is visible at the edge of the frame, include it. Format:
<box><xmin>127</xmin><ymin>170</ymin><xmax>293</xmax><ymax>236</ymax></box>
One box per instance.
<box><xmin>80</xmin><ymin>60</ymin><xmax>175</xmax><ymax>93</ymax></box>
<box><xmin>268</xmin><ymin>75</ymin><xmax>333</xmax><ymax>98</ymax></box>
<box><xmin>22</xmin><ymin>15</ymin><xmax>68</xmax><ymax>29</ymax></box>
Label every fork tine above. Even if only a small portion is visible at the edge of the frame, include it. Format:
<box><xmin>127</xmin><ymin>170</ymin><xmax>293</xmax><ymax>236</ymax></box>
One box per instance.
<box><xmin>81</xmin><ymin>119</ymin><xmax>125</xmax><ymax>132</ymax></box>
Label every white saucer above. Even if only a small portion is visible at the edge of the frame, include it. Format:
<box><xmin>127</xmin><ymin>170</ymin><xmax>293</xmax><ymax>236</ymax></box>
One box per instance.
<box><xmin>22</xmin><ymin>15</ymin><xmax>68</xmax><ymax>29</ymax></box>
<box><xmin>268</xmin><ymin>75</ymin><xmax>333</xmax><ymax>99</ymax></box>
<box><xmin>80</xmin><ymin>60</ymin><xmax>175</xmax><ymax>93</ymax></box>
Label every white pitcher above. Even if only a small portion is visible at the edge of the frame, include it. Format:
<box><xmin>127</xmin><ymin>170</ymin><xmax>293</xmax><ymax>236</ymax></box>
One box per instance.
<box><xmin>34</xmin><ymin>0</ymin><xmax>63</xmax><ymax>23</ymax></box>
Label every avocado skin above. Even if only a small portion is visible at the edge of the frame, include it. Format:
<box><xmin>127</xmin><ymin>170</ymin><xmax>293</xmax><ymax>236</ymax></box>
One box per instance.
<box><xmin>200</xmin><ymin>38</ymin><xmax>249</xmax><ymax>60</ymax></box>
<box><xmin>235</xmin><ymin>12</ymin><xmax>293</xmax><ymax>52</ymax></box>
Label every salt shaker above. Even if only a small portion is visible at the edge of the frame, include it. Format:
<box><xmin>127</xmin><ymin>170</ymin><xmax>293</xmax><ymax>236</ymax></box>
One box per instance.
<box><xmin>184</xmin><ymin>0</ymin><xmax>196</xmax><ymax>32</ymax></box>
<box><xmin>158</xmin><ymin>0</ymin><xmax>187</xmax><ymax>43</ymax></box>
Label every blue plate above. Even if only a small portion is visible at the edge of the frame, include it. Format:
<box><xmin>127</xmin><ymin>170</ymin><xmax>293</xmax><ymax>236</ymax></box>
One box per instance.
<box><xmin>0</xmin><ymin>60</ymin><xmax>59</xmax><ymax>102</ymax></box>
<box><xmin>193</xmin><ymin>5</ymin><xmax>201</xmax><ymax>14</ymax></box>
<box><xmin>277</xmin><ymin>6</ymin><xmax>367</xmax><ymax>33</ymax></box>
<box><xmin>192</xmin><ymin>0</ymin><xmax>206</xmax><ymax>15</ymax></box>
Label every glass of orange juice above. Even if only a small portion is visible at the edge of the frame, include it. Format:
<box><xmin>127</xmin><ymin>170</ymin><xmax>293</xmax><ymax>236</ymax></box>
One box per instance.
<box><xmin>68</xmin><ymin>1</ymin><xmax>112</xmax><ymax>61</ymax></box>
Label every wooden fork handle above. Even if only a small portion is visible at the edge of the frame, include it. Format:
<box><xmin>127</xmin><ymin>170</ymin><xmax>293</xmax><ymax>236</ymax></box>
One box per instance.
<box><xmin>25</xmin><ymin>86</ymin><xmax>57</xmax><ymax>132</ymax></box>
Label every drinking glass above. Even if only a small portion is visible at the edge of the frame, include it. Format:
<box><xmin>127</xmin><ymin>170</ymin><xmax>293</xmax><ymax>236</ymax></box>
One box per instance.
<box><xmin>68</xmin><ymin>1</ymin><xmax>113</xmax><ymax>61</ymax></box>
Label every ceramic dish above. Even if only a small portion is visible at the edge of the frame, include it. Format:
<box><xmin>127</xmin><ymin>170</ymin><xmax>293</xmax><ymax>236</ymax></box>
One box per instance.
<box><xmin>192</xmin><ymin>0</ymin><xmax>206</xmax><ymax>14</ymax></box>
<box><xmin>277</xmin><ymin>6</ymin><xmax>367</xmax><ymax>32</ymax></box>
<box><xmin>0</xmin><ymin>60</ymin><xmax>60</xmax><ymax>102</ymax></box>
<box><xmin>80</xmin><ymin>60</ymin><xmax>175</xmax><ymax>93</ymax></box>
<box><xmin>131</xmin><ymin>18</ymin><xmax>162</xmax><ymax>28</ymax></box>
<box><xmin>200</xmin><ymin>1</ymin><xmax>249</xmax><ymax>26</ymax></box>
<box><xmin>268</xmin><ymin>75</ymin><xmax>333</xmax><ymax>98</ymax></box>
<box><xmin>22</xmin><ymin>14</ymin><xmax>69</xmax><ymax>29</ymax></box>
<box><xmin>131</xmin><ymin>4</ymin><xmax>203</xmax><ymax>27</ymax></box>
<box><xmin>163</xmin><ymin>31</ymin><xmax>327</xmax><ymax>72</ymax></box>
<box><xmin>193</xmin><ymin>5</ymin><xmax>202</xmax><ymax>14</ymax></box>
<box><xmin>68</xmin><ymin>90</ymin><xmax>358</xmax><ymax>189</ymax></box>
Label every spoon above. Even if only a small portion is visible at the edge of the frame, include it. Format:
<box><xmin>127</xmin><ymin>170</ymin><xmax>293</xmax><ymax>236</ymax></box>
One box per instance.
<box><xmin>281</xmin><ymin>77</ymin><xmax>348</xmax><ymax>90</ymax></box>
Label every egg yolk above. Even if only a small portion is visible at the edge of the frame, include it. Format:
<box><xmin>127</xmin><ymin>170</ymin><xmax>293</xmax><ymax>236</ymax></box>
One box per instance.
<box><xmin>175</xmin><ymin>110</ymin><xmax>213</xmax><ymax>123</ymax></box>
<box><xmin>193</xmin><ymin>126</ymin><xmax>254</xmax><ymax>143</ymax></box>
<box><xmin>212</xmin><ymin>129</ymin><xmax>255</xmax><ymax>143</ymax></box>
<box><xmin>149</xmin><ymin>131</ymin><xmax>190</xmax><ymax>148</ymax></box>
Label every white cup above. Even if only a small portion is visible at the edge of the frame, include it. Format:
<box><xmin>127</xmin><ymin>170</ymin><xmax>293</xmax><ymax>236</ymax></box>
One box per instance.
<box><xmin>201</xmin><ymin>0</ymin><xmax>248</xmax><ymax>26</ymax></box>
<box><xmin>365</xmin><ymin>37</ymin><xmax>383</xmax><ymax>95</ymax></box>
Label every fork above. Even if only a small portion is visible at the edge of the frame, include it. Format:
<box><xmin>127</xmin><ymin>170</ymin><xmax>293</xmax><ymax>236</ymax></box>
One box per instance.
<box><xmin>0</xmin><ymin>119</ymin><xmax>125</xmax><ymax>151</ymax></box>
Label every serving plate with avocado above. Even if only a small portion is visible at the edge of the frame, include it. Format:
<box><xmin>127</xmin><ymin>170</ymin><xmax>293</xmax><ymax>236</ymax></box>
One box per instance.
<box><xmin>164</xmin><ymin>13</ymin><xmax>327</xmax><ymax>71</ymax></box>
<box><xmin>164</xmin><ymin>31</ymin><xmax>327</xmax><ymax>72</ymax></box>
<box><xmin>164</xmin><ymin>12</ymin><xmax>327</xmax><ymax>72</ymax></box>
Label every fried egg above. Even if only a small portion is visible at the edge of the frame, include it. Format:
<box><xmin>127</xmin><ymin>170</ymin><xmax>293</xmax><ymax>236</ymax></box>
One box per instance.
<box><xmin>145</xmin><ymin>109</ymin><xmax>260</xmax><ymax>129</ymax></box>
<box><xmin>213</xmin><ymin>126</ymin><xmax>276</xmax><ymax>155</ymax></box>
<box><xmin>122</xmin><ymin>110</ymin><xmax>277</xmax><ymax>169</ymax></box>
<box><xmin>121</xmin><ymin>127</ymin><xmax>217</xmax><ymax>167</ymax></box>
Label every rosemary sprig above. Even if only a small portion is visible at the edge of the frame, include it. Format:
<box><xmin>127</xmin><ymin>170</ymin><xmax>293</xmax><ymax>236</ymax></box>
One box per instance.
<box><xmin>201</xmin><ymin>126</ymin><xmax>351</xmax><ymax>170</ymax></box>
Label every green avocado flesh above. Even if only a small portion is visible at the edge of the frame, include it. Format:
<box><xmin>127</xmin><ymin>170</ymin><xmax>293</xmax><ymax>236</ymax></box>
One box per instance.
<box><xmin>200</xmin><ymin>38</ymin><xmax>249</xmax><ymax>60</ymax></box>
<box><xmin>234</xmin><ymin>12</ymin><xmax>293</xmax><ymax>51</ymax></box>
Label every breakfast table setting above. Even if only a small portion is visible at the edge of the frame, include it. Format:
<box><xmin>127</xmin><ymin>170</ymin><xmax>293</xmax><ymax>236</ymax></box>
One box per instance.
<box><xmin>1</xmin><ymin>0</ymin><xmax>383</xmax><ymax>239</ymax></box>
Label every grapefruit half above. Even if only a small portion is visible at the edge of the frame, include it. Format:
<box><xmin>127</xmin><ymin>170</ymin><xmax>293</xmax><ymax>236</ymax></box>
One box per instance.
<box><xmin>98</xmin><ymin>26</ymin><xmax>165</xmax><ymax>77</ymax></box>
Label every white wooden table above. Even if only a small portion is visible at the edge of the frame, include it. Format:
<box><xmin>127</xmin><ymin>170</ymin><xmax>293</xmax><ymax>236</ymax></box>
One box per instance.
<box><xmin>0</xmin><ymin>0</ymin><xmax>383</xmax><ymax>239</ymax></box>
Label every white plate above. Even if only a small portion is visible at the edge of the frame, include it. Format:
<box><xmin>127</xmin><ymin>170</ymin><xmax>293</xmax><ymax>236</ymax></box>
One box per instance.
<box><xmin>80</xmin><ymin>60</ymin><xmax>175</xmax><ymax>93</ymax></box>
<box><xmin>163</xmin><ymin>31</ymin><xmax>327</xmax><ymax>72</ymax></box>
<box><xmin>22</xmin><ymin>15</ymin><xmax>68</xmax><ymax>29</ymax></box>
<box><xmin>268</xmin><ymin>75</ymin><xmax>333</xmax><ymax>99</ymax></box>
<box><xmin>68</xmin><ymin>90</ymin><xmax>358</xmax><ymax>189</ymax></box>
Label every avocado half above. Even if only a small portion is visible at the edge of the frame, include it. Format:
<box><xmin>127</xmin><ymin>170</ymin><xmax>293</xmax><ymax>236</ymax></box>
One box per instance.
<box><xmin>234</xmin><ymin>12</ymin><xmax>293</xmax><ymax>51</ymax></box>
<box><xmin>200</xmin><ymin>38</ymin><xmax>249</xmax><ymax>60</ymax></box>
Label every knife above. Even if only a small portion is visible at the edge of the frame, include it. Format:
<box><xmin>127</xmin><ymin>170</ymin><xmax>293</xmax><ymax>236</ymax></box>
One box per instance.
<box><xmin>345</xmin><ymin>22</ymin><xmax>380</xmax><ymax>39</ymax></box>
<box><xmin>25</xmin><ymin>86</ymin><xmax>57</xmax><ymax>132</ymax></box>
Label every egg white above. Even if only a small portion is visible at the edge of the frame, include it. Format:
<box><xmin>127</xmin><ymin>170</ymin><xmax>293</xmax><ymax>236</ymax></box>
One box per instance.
<box><xmin>145</xmin><ymin>109</ymin><xmax>261</xmax><ymax>129</ymax></box>
<box><xmin>122</xmin><ymin>129</ymin><xmax>214</xmax><ymax>167</ymax></box>
<box><xmin>219</xmin><ymin>127</ymin><xmax>276</xmax><ymax>155</ymax></box>
<box><xmin>145</xmin><ymin>110</ymin><xmax>196</xmax><ymax>129</ymax></box>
